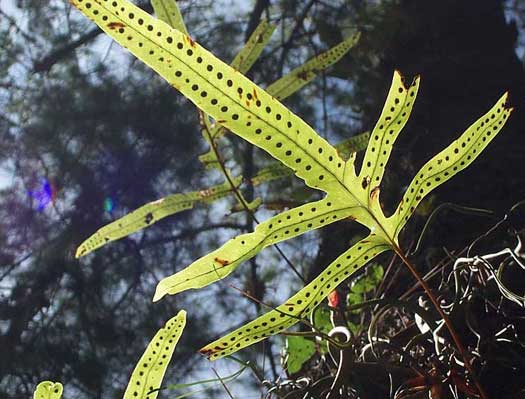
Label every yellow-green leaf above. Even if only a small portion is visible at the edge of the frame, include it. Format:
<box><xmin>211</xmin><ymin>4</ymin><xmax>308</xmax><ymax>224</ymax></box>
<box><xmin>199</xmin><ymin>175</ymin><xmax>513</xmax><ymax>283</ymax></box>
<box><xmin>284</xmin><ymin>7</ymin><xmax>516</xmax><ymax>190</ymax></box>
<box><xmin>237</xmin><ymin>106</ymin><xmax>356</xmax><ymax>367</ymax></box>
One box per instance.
<box><xmin>391</xmin><ymin>92</ymin><xmax>512</xmax><ymax>238</ymax></box>
<box><xmin>69</xmin><ymin>0</ymin><xmax>513</xmax><ymax>362</ymax></box>
<box><xmin>251</xmin><ymin>131</ymin><xmax>371</xmax><ymax>186</ymax></box>
<box><xmin>266</xmin><ymin>33</ymin><xmax>360</xmax><ymax>101</ymax></box>
<box><xmin>199</xmin><ymin>25</ymin><xmax>356</xmax><ymax>157</ymax></box>
<box><xmin>154</xmin><ymin>197</ymin><xmax>371</xmax><ymax>300</ymax></box>
<box><xmin>199</xmin><ymin>235</ymin><xmax>390</xmax><ymax>360</ymax></box>
<box><xmin>230</xmin><ymin>19</ymin><xmax>276</xmax><ymax>73</ymax></box>
<box><xmin>33</xmin><ymin>381</ymin><xmax>63</xmax><ymax>399</ymax></box>
<box><xmin>124</xmin><ymin>310</ymin><xmax>186</xmax><ymax>399</ymax></box>
<box><xmin>75</xmin><ymin>178</ymin><xmax>240</xmax><ymax>258</ymax></box>
<box><xmin>335</xmin><ymin>131</ymin><xmax>370</xmax><ymax>160</ymax></box>
<box><xmin>151</xmin><ymin>0</ymin><xmax>188</xmax><ymax>35</ymax></box>
<box><xmin>69</xmin><ymin>0</ymin><xmax>346</xmax><ymax>195</ymax></box>
<box><xmin>359</xmin><ymin>71</ymin><xmax>420</xmax><ymax>206</ymax></box>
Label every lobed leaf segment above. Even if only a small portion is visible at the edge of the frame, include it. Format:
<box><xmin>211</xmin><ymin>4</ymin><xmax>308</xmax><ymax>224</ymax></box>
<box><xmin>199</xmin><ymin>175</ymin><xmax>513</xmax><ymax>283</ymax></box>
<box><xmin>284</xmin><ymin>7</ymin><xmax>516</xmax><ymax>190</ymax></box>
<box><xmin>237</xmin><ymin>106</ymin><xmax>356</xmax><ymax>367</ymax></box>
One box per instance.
<box><xmin>70</xmin><ymin>0</ymin><xmax>513</xmax><ymax>360</ymax></box>
<box><xmin>123</xmin><ymin>310</ymin><xmax>186</xmax><ymax>399</ymax></box>
<box><xmin>33</xmin><ymin>381</ymin><xmax>63</xmax><ymax>399</ymax></box>
<box><xmin>76</xmin><ymin>132</ymin><xmax>369</xmax><ymax>258</ymax></box>
<box><xmin>76</xmin><ymin>0</ymin><xmax>362</xmax><ymax>258</ymax></box>
<box><xmin>33</xmin><ymin>310</ymin><xmax>186</xmax><ymax>399</ymax></box>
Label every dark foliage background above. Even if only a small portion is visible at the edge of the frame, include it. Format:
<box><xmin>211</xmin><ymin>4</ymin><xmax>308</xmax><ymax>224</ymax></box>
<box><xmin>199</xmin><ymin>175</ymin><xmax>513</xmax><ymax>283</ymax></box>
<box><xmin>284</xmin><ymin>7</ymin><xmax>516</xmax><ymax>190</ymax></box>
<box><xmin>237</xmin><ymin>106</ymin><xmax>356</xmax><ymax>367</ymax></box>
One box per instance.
<box><xmin>1</xmin><ymin>0</ymin><xmax>524</xmax><ymax>398</ymax></box>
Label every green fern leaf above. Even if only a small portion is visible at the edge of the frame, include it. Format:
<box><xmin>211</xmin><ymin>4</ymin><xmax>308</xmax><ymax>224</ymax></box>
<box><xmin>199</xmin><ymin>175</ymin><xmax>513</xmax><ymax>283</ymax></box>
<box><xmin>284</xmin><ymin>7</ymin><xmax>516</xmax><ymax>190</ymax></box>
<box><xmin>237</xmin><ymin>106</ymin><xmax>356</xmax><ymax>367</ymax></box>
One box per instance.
<box><xmin>266</xmin><ymin>33</ymin><xmax>360</xmax><ymax>101</ymax></box>
<box><xmin>390</xmin><ymin>92</ymin><xmax>512</xmax><ymax>238</ymax></box>
<box><xmin>153</xmin><ymin>196</ymin><xmax>368</xmax><ymax>299</ymax></box>
<box><xmin>151</xmin><ymin>0</ymin><xmax>188</xmax><ymax>35</ymax></box>
<box><xmin>199</xmin><ymin>235</ymin><xmax>390</xmax><ymax>360</ymax></box>
<box><xmin>124</xmin><ymin>310</ymin><xmax>186</xmax><ymax>399</ymax></box>
<box><xmin>198</xmin><ymin>31</ymin><xmax>359</xmax><ymax>167</ymax></box>
<box><xmin>75</xmin><ymin>178</ymin><xmax>241</xmax><ymax>258</ymax></box>
<box><xmin>230</xmin><ymin>20</ymin><xmax>276</xmax><ymax>73</ymax></box>
<box><xmin>76</xmin><ymin>130</ymin><xmax>370</xmax><ymax>258</ymax></box>
<box><xmin>70</xmin><ymin>0</ymin><xmax>513</xmax><ymax>361</ymax></box>
<box><xmin>198</xmin><ymin>89</ymin><xmax>512</xmax><ymax>360</ymax></box>
<box><xmin>76</xmin><ymin>131</ymin><xmax>369</xmax><ymax>258</ymax></box>
<box><xmin>335</xmin><ymin>131</ymin><xmax>371</xmax><ymax>160</ymax></box>
<box><xmin>251</xmin><ymin>131</ymin><xmax>371</xmax><ymax>186</ymax></box>
<box><xmin>33</xmin><ymin>382</ymin><xmax>63</xmax><ymax>399</ymax></box>
<box><xmin>198</xmin><ymin>19</ymin><xmax>276</xmax><ymax>167</ymax></box>
<box><xmin>69</xmin><ymin>0</ymin><xmax>349</xmax><ymax>193</ymax></box>
<box><xmin>359</xmin><ymin>71</ymin><xmax>419</xmax><ymax>206</ymax></box>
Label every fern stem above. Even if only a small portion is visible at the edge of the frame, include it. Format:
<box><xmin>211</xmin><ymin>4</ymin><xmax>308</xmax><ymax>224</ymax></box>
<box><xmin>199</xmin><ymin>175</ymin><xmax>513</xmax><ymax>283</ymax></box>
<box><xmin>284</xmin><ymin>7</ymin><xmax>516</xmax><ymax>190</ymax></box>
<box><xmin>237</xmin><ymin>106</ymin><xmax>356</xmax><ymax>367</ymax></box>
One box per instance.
<box><xmin>394</xmin><ymin>247</ymin><xmax>488</xmax><ymax>399</ymax></box>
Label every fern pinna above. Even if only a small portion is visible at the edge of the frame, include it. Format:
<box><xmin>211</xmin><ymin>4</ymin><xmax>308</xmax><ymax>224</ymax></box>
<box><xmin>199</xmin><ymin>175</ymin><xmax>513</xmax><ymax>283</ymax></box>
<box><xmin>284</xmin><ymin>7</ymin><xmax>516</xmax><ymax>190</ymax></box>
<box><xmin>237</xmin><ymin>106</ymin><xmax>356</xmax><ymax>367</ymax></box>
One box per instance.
<box><xmin>33</xmin><ymin>310</ymin><xmax>187</xmax><ymax>399</ymax></box>
<box><xmin>70</xmin><ymin>0</ymin><xmax>513</xmax><ymax>363</ymax></box>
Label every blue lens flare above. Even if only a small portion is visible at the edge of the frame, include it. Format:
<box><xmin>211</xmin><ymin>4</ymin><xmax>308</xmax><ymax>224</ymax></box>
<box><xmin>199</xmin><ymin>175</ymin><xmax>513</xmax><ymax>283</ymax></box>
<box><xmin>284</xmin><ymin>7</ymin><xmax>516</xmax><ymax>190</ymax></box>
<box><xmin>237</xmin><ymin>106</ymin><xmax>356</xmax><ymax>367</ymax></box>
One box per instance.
<box><xmin>27</xmin><ymin>178</ymin><xmax>55</xmax><ymax>211</ymax></box>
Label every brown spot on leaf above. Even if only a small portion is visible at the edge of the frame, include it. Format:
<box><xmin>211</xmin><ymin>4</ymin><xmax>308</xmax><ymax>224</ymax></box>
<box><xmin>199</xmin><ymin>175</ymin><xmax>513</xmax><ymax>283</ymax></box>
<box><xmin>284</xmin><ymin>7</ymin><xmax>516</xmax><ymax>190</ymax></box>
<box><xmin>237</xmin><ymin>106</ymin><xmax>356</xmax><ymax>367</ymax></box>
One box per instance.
<box><xmin>370</xmin><ymin>186</ymin><xmax>380</xmax><ymax>200</ymax></box>
<box><xmin>145</xmin><ymin>212</ymin><xmax>154</xmax><ymax>224</ymax></box>
<box><xmin>297</xmin><ymin>70</ymin><xmax>309</xmax><ymax>81</ymax></box>
<box><xmin>214</xmin><ymin>257</ymin><xmax>229</xmax><ymax>266</ymax></box>
<box><xmin>198</xmin><ymin>348</ymin><xmax>213</xmax><ymax>356</ymax></box>
<box><xmin>107</xmin><ymin>22</ymin><xmax>126</xmax><ymax>30</ymax></box>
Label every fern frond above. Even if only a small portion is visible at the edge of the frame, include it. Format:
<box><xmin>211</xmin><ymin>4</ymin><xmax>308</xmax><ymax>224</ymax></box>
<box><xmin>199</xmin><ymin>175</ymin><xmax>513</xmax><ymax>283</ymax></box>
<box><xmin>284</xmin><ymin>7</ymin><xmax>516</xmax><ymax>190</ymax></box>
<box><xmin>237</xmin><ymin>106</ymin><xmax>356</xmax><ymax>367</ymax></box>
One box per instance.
<box><xmin>391</xmin><ymin>92</ymin><xmax>512</xmax><ymax>238</ymax></box>
<box><xmin>153</xmin><ymin>197</ymin><xmax>370</xmax><ymax>300</ymax></box>
<box><xmin>75</xmin><ymin>178</ymin><xmax>241</xmax><ymax>258</ymax></box>
<box><xmin>199</xmin><ymin>235</ymin><xmax>390</xmax><ymax>360</ymax></box>
<box><xmin>230</xmin><ymin>20</ymin><xmax>276</xmax><ymax>73</ymax></box>
<box><xmin>266</xmin><ymin>33</ymin><xmax>360</xmax><ymax>101</ymax></box>
<box><xmin>123</xmin><ymin>310</ymin><xmax>186</xmax><ymax>399</ymax></box>
<box><xmin>69</xmin><ymin>0</ymin><xmax>514</xmax><ymax>363</ymax></box>
<box><xmin>151</xmin><ymin>0</ymin><xmax>188</xmax><ymax>35</ymax></box>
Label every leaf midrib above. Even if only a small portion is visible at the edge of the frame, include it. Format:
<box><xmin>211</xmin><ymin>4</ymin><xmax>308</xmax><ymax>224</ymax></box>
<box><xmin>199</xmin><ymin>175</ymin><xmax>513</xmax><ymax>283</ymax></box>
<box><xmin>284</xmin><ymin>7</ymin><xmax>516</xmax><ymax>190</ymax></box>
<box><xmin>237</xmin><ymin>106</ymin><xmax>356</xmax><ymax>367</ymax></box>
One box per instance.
<box><xmin>167</xmin><ymin>204</ymin><xmax>362</xmax><ymax>290</ymax></box>
<box><xmin>95</xmin><ymin>2</ymin><xmax>366</xmax><ymax>208</ymax></box>
<box><xmin>393</xmin><ymin>110</ymin><xmax>506</xmax><ymax>237</ymax></box>
<box><xmin>366</xmin><ymin>87</ymin><xmax>411</xmax><ymax>193</ymax></box>
<box><xmin>206</xmin><ymin>240</ymin><xmax>390</xmax><ymax>355</ymax></box>
<box><xmin>90</xmin><ymin>0</ymin><xmax>397</xmax><ymax>249</ymax></box>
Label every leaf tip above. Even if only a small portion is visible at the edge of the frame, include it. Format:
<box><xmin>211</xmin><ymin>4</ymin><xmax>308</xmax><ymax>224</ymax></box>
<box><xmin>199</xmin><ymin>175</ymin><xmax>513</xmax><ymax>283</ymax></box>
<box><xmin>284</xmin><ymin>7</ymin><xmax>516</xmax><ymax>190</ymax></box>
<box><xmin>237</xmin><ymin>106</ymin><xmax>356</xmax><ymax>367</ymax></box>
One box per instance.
<box><xmin>501</xmin><ymin>91</ymin><xmax>513</xmax><ymax>111</ymax></box>
<box><xmin>74</xmin><ymin>245</ymin><xmax>85</xmax><ymax>259</ymax></box>
<box><xmin>152</xmin><ymin>286</ymin><xmax>166</xmax><ymax>302</ymax></box>
<box><xmin>198</xmin><ymin>346</ymin><xmax>214</xmax><ymax>360</ymax></box>
<box><xmin>350</xmin><ymin>30</ymin><xmax>361</xmax><ymax>42</ymax></box>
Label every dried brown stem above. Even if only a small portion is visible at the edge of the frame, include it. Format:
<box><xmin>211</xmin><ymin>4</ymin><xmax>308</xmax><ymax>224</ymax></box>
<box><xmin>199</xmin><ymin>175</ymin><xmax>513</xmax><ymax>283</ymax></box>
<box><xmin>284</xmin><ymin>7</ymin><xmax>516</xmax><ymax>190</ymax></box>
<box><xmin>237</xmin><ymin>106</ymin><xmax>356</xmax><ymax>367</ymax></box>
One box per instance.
<box><xmin>394</xmin><ymin>246</ymin><xmax>488</xmax><ymax>399</ymax></box>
